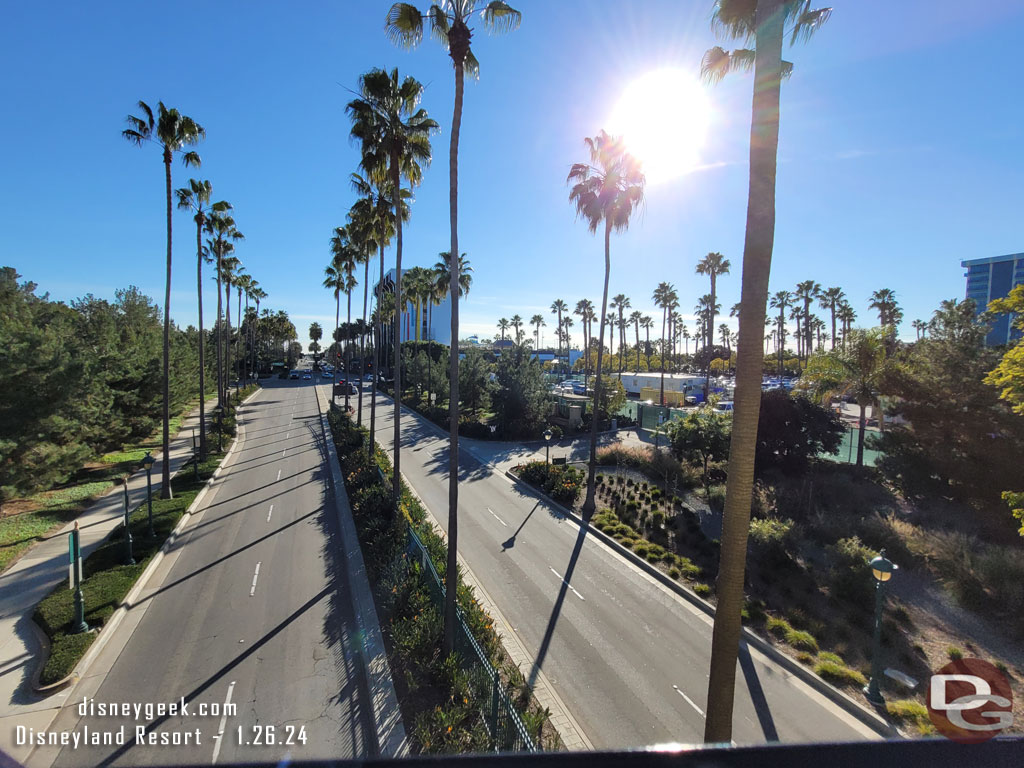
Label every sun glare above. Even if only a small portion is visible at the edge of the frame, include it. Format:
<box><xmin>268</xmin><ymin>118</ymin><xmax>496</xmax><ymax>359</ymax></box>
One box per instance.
<box><xmin>607</xmin><ymin>69</ymin><xmax>711</xmax><ymax>184</ymax></box>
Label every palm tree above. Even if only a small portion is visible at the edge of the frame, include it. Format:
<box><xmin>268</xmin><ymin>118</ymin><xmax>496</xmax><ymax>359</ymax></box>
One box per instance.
<box><xmin>530</xmin><ymin>314</ymin><xmax>545</xmax><ymax>349</ymax></box>
<box><xmin>387</xmin><ymin>0</ymin><xmax>520</xmax><ymax>657</ymax></box>
<box><xmin>329</xmin><ymin>226</ymin><xmax>360</xmax><ymax>412</ymax></box>
<box><xmin>403</xmin><ymin>266</ymin><xmax>431</xmax><ymax>342</ymax></box>
<box><xmin>629</xmin><ymin>310</ymin><xmax>643</xmax><ymax>371</ymax></box>
<box><xmin>770</xmin><ymin>290</ymin><xmax>792</xmax><ymax>375</ymax></box>
<box><xmin>510</xmin><ymin>314</ymin><xmax>523</xmax><ymax>344</ymax></box>
<box><xmin>348</xmin><ymin>67</ymin><xmax>438</xmax><ymax>506</ymax></box>
<box><xmin>804</xmin><ymin>327</ymin><xmax>887</xmax><ymax>466</ymax></box>
<box><xmin>819</xmin><ymin>286</ymin><xmax>845</xmax><ymax>350</ymax></box>
<box><xmin>696</xmin><ymin>252</ymin><xmax>731</xmax><ymax>350</ymax></box>
<box><xmin>250</xmin><ymin>285</ymin><xmax>267</xmax><ymax>377</ymax></box>
<box><xmin>324</xmin><ymin>242</ymin><xmax>346</xmax><ymax>406</ymax></box>
<box><xmin>719</xmin><ymin>323</ymin><xmax>732</xmax><ymax>353</ymax></box>
<box><xmin>497</xmin><ymin>317</ymin><xmax>510</xmax><ymax>343</ymax></box>
<box><xmin>233</xmin><ymin>272</ymin><xmax>251</xmax><ymax>388</ymax></box>
<box><xmin>176</xmin><ymin>179</ymin><xmax>226</xmax><ymax>461</ymax></box>
<box><xmin>550</xmin><ymin>299</ymin><xmax>568</xmax><ymax>374</ymax></box>
<box><xmin>351</xmin><ymin>173</ymin><xmax>408</xmax><ymax>446</ymax></box>
<box><xmin>568</xmin><ymin>131</ymin><xmax>645</xmax><ymax>517</ymax></box>
<box><xmin>869</xmin><ymin>288</ymin><xmax>902</xmax><ymax>330</ymax></box>
<box><xmin>912</xmin><ymin>318</ymin><xmax>926</xmax><ymax>340</ymax></box>
<box><xmin>682</xmin><ymin>325</ymin><xmax>691</xmax><ymax>357</ymax></box>
<box><xmin>610</xmin><ymin>294</ymin><xmax>630</xmax><ymax>378</ymax></box>
<box><xmin>561</xmin><ymin>316</ymin><xmax>575</xmax><ymax>365</ymax></box>
<box><xmin>204</xmin><ymin>208</ymin><xmax>243</xmax><ymax>409</ymax></box>
<box><xmin>219</xmin><ymin>255</ymin><xmax>242</xmax><ymax>397</ymax></box>
<box><xmin>123</xmin><ymin>100</ymin><xmax>204</xmax><ymax>499</ymax></box>
<box><xmin>640</xmin><ymin>315</ymin><xmax>654</xmax><ymax>371</ymax></box>
<box><xmin>652</xmin><ymin>282</ymin><xmax>675</xmax><ymax>404</ymax></box>
<box><xmin>700</xmin><ymin>0</ymin><xmax>831</xmax><ymax>741</ymax></box>
<box><xmin>574</xmin><ymin>299</ymin><xmax>595</xmax><ymax>385</ymax></box>
<box><xmin>837</xmin><ymin>300</ymin><xmax>855</xmax><ymax>349</ymax></box>
<box><xmin>794</xmin><ymin>279</ymin><xmax>821</xmax><ymax>361</ymax></box>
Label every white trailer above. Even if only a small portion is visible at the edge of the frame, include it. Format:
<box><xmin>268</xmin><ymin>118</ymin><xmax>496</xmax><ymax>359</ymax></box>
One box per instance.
<box><xmin>619</xmin><ymin>372</ymin><xmax>705</xmax><ymax>397</ymax></box>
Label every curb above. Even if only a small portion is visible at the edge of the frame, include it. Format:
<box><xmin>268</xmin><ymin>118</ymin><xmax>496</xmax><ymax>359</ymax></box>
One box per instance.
<box><xmin>502</xmin><ymin>467</ymin><xmax>899</xmax><ymax>740</ymax></box>
<box><xmin>30</xmin><ymin>388</ymin><xmax>260</xmax><ymax>695</ymax></box>
<box><xmin>315</xmin><ymin>388</ymin><xmax>408</xmax><ymax>758</ymax></box>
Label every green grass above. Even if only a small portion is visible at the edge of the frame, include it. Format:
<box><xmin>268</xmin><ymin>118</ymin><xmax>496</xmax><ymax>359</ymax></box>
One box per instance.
<box><xmin>0</xmin><ymin>482</ymin><xmax>112</xmax><ymax>573</ymax></box>
<box><xmin>886</xmin><ymin>699</ymin><xmax>936</xmax><ymax>735</ymax></box>
<box><xmin>814</xmin><ymin>659</ymin><xmax>868</xmax><ymax>688</ymax></box>
<box><xmin>947</xmin><ymin>645</ymin><xmax>963</xmax><ymax>660</ymax></box>
<box><xmin>693</xmin><ymin>583</ymin><xmax>712</xmax><ymax>597</ymax></box>
<box><xmin>766</xmin><ymin>616</ymin><xmax>820</xmax><ymax>652</ymax></box>
<box><xmin>33</xmin><ymin>453</ymin><xmax>224</xmax><ymax>685</ymax></box>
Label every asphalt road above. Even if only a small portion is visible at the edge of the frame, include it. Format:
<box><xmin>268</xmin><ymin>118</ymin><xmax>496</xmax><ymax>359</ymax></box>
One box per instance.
<box><xmin>358</xmin><ymin>387</ymin><xmax>878</xmax><ymax>749</ymax></box>
<box><xmin>41</xmin><ymin>379</ymin><xmax>373</xmax><ymax>766</ymax></box>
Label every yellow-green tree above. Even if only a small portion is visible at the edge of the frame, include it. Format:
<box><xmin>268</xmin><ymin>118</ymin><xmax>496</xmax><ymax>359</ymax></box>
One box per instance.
<box><xmin>985</xmin><ymin>284</ymin><xmax>1024</xmax><ymax>415</ymax></box>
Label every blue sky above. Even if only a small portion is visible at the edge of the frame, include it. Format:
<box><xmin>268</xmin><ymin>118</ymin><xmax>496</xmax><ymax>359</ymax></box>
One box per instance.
<box><xmin>2</xmin><ymin>1</ymin><xmax>1023</xmax><ymax>350</ymax></box>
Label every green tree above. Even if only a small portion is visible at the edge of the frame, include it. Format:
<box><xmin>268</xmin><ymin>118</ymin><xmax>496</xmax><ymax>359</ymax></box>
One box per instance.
<box><xmin>803</xmin><ymin>327</ymin><xmax>888</xmax><ymax>467</ymax></box>
<box><xmin>700</xmin><ymin>0</ymin><xmax>831</xmax><ymax>741</ymax></box>
<box><xmin>204</xmin><ymin>207</ymin><xmax>243</xmax><ymax>407</ymax></box>
<box><xmin>387</xmin><ymin>0</ymin><xmax>520</xmax><ymax>653</ymax></box>
<box><xmin>348</xmin><ymin>67</ymin><xmax>438</xmax><ymax>505</ymax></box>
<box><xmin>458</xmin><ymin>346</ymin><xmax>492</xmax><ymax>414</ymax></box>
<box><xmin>123</xmin><ymin>100</ymin><xmax>204</xmax><ymax>498</ymax></box>
<box><xmin>568</xmin><ymin>131</ymin><xmax>645</xmax><ymax>517</ymax></box>
<box><xmin>653</xmin><ymin>282</ymin><xmax>676</xmax><ymax>404</ymax></box>
<box><xmin>551</xmin><ymin>299</ymin><xmax>568</xmax><ymax>374</ymax></box>
<box><xmin>819</xmin><ymin>286</ymin><xmax>845</xmax><ymax>350</ymax></box>
<box><xmin>755</xmin><ymin>389</ymin><xmax>843</xmax><ymax>473</ymax></box>
<box><xmin>492</xmin><ymin>343</ymin><xmax>547</xmax><ymax>438</ymax></box>
<box><xmin>592</xmin><ymin>374</ymin><xmax>626</xmax><ymax>420</ymax></box>
<box><xmin>666</xmin><ymin>405</ymin><xmax>732</xmax><ymax>496</ymax></box>
<box><xmin>985</xmin><ymin>283</ymin><xmax>1024</xmax><ymax>415</ymax></box>
<box><xmin>696</xmin><ymin>252</ymin><xmax>730</xmax><ymax>351</ymax></box>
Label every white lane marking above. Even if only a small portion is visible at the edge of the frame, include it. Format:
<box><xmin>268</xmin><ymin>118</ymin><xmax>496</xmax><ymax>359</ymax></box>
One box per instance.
<box><xmin>267</xmin><ymin>504</ymin><xmax>273</xmax><ymax>522</ymax></box>
<box><xmin>249</xmin><ymin>562</ymin><xmax>261</xmax><ymax>596</ymax></box>
<box><xmin>276</xmin><ymin>469</ymin><xmax>281</xmax><ymax>482</ymax></box>
<box><xmin>210</xmin><ymin>680</ymin><xmax>235</xmax><ymax>764</ymax></box>
<box><xmin>286</xmin><ymin>432</ymin><xmax>290</xmax><ymax>439</ymax></box>
<box><xmin>550</xmin><ymin>567</ymin><xmax>585</xmax><ymax>601</ymax></box>
<box><xmin>282</xmin><ymin>447</ymin><xmax>287</xmax><ymax>457</ymax></box>
<box><xmin>487</xmin><ymin>508</ymin><xmax>507</xmax><ymax>527</ymax></box>
<box><xmin>672</xmin><ymin>684</ymin><xmax>705</xmax><ymax>717</ymax></box>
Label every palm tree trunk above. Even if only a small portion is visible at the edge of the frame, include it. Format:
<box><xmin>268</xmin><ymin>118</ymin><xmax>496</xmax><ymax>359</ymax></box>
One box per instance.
<box><xmin>332</xmin><ymin>290</ymin><xmax>340</xmax><ymax>406</ymax></box>
<box><xmin>161</xmin><ymin>150</ymin><xmax>173</xmax><ymax>499</ymax></box>
<box><xmin>704</xmin><ymin>0</ymin><xmax>783</xmax><ymax>743</ymax></box>
<box><xmin>830</xmin><ymin>306</ymin><xmax>837</xmax><ymax>350</ymax></box>
<box><xmin>391</xmin><ymin>154</ymin><xmax>403</xmax><ymax>507</ymax></box>
<box><xmin>645</xmin><ymin>326</ymin><xmax>651</xmax><ymax>371</ymax></box>
<box><xmin>224</xmin><ymin>281</ymin><xmax>231</xmax><ymax>401</ymax></box>
<box><xmin>660</xmin><ymin>308</ymin><xmax>666</xmax><ymax>405</ymax></box>
<box><xmin>582</xmin><ymin>220</ymin><xmax>612</xmax><ymax>517</ymax></box>
<box><xmin>196</xmin><ymin>217</ymin><xmax>207</xmax><ymax>461</ymax></box>
<box><xmin>856</xmin><ymin>401</ymin><xmax>867</xmax><ymax>467</ymax></box>
<box><xmin>234</xmin><ymin>287</ymin><xmax>242</xmax><ymax>394</ymax></box>
<box><xmin>359</xmin><ymin>258</ymin><xmax>369</xmax><ymax>426</ymax></box>
<box><xmin>215</xmin><ymin>245</ymin><xmax>223</xmax><ymax>409</ymax></box>
<box><xmin>345</xmin><ymin>288</ymin><xmax>352</xmax><ymax>412</ymax></box>
<box><xmin>370</xmin><ymin>240</ymin><xmax>384</xmax><ymax>459</ymax></box>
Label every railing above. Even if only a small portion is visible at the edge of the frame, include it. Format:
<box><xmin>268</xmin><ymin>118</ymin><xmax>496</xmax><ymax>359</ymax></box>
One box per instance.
<box><xmin>405</xmin><ymin>526</ymin><xmax>538</xmax><ymax>753</ymax></box>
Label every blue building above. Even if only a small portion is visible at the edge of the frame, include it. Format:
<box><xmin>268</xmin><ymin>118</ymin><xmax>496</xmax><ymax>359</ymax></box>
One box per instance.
<box><xmin>962</xmin><ymin>254</ymin><xmax>1024</xmax><ymax>346</ymax></box>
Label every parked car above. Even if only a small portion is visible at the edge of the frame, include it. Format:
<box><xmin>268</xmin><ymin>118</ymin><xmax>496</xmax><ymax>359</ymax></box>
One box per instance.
<box><xmin>302</xmin><ymin>372</ymin><xmax>312</xmax><ymax>380</ymax></box>
<box><xmin>321</xmin><ymin>371</ymin><xmax>333</xmax><ymax>378</ymax></box>
<box><xmin>289</xmin><ymin>370</ymin><xmax>299</xmax><ymax>379</ymax></box>
<box><xmin>713</xmin><ymin>400</ymin><xmax>734</xmax><ymax>413</ymax></box>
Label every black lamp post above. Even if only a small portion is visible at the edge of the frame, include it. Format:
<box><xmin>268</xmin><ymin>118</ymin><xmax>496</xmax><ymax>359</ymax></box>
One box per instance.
<box><xmin>142</xmin><ymin>452</ymin><xmax>155</xmax><ymax>538</ymax></box>
<box><xmin>215</xmin><ymin>405</ymin><xmax>224</xmax><ymax>453</ymax></box>
<box><xmin>122</xmin><ymin>480</ymin><xmax>135</xmax><ymax>565</ymax></box>
<box><xmin>70</xmin><ymin>521</ymin><xmax>88</xmax><ymax>634</ymax></box>
<box><xmin>543</xmin><ymin>428</ymin><xmax>553</xmax><ymax>465</ymax></box>
<box><xmin>864</xmin><ymin>549</ymin><xmax>897</xmax><ymax>706</ymax></box>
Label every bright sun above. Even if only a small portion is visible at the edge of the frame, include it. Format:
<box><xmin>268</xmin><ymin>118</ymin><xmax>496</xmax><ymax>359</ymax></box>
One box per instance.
<box><xmin>606</xmin><ymin>69</ymin><xmax>711</xmax><ymax>184</ymax></box>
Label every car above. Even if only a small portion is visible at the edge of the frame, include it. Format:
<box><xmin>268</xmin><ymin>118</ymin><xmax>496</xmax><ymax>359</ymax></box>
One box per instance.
<box><xmin>289</xmin><ymin>370</ymin><xmax>299</xmax><ymax>379</ymax></box>
<box><xmin>303</xmin><ymin>373</ymin><xmax>312</xmax><ymax>380</ymax></box>
<box><xmin>321</xmin><ymin>371</ymin><xmax>333</xmax><ymax>378</ymax></box>
<box><xmin>713</xmin><ymin>400</ymin><xmax>734</xmax><ymax>413</ymax></box>
<box><xmin>364</xmin><ymin>373</ymin><xmax>374</xmax><ymax>382</ymax></box>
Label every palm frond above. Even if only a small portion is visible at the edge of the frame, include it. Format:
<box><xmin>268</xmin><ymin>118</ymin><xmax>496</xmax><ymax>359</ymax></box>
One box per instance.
<box><xmin>136</xmin><ymin>100</ymin><xmax>154</xmax><ymax>129</ymax></box>
<box><xmin>181</xmin><ymin>150</ymin><xmax>202</xmax><ymax>168</ymax></box>
<box><xmin>463</xmin><ymin>49</ymin><xmax>481</xmax><ymax>78</ymax></box>
<box><xmin>482</xmin><ymin>1</ymin><xmax>521</xmax><ymax>34</ymax></box>
<box><xmin>386</xmin><ymin>3</ymin><xmax>425</xmax><ymax>47</ymax></box>
<box><xmin>427</xmin><ymin>5</ymin><xmax>451</xmax><ymax>45</ymax></box>
<box><xmin>121</xmin><ymin>128</ymin><xmax>148</xmax><ymax>147</ymax></box>
<box><xmin>781</xmin><ymin>59</ymin><xmax>794</xmax><ymax>79</ymax></box>
<box><xmin>710</xmin><ymin>0</ymin><xmax>756</xmax><ymax>43</ymax></box>
<box><xmin>790</xmin><ymin>6</ymin><xmax>832</xmax><ymax>44</ymax></box>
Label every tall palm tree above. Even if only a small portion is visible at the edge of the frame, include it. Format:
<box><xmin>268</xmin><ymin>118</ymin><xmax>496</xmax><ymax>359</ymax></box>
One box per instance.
<box><xmin>629</xmin><ymin>310</ymin><xmax>643</xmax><ymax>371</ymax></box>
<box><xmin>219</xmin><ymin>256</ymin><xmax>242</xmax><ymax>397</ymax></box>
<box><xmin>568</xmin><ymin>131</ymin><xmax>645</xmax><ymax>517</ymax></box>
<box><xmin>510</xmin><ymin>314</ymin><xmax>523</xmax><ymax>344</ymax></box>
<box><xmin>770</xmin><ymin>290</ymin><xmax>792</xmax><ymax>375</ymax></box>
<box><xmin>204</xmin><ymin>208</ymin><xmax>243</xmax><ymax>409</ymax></box>
<box><xmin>250</xmin><ymin>285</ymin><xmax>267</xmax><ymax>377</ymax></box>
<box><xmin>561</xmin><ymin>316</ymin><xmax>575</xmax><ymax>365</ymax></box>
<box><xmin>700</xmin><ymin>0</ymin><xmax>832</xmax><ymax>742</ymax></box>
<box><xmin>330</xmin><ymin>226</ymin><xmax>360</xmax><ymax>411</ymax></box>
<box><xmin>789</xmin><ymin>303</ymin><xmax>803</xmax><ymax>361</ymax></box>
<box><xmin>837</xmin><ymin>301</ymin><xmax>855</xmax><ymax>349</ymax></box>
<box><xmin>324</xmin><ymin>244</ymin><xmax>346</xmax><ymax>406</ymax></box>
<box><xmin>351</xmin><ymin>173</ymin><xmax>408</xmax><ymax>447</ymax></box>
<box><xmin>869</xmin><ymin>287</ymin><xmax>901</xmax><ymax>329</ymax></box>
<box><xmin>347</xmin><ymin>202</ymin><xmax>377</xmax><ymax>426</ymax></box>
<box><xmin>653</xmin><ymin>282</ymin><xmax>675</xmax><ymax>404</ymax></box>
<box><xmin>123</xmin><ymin>100</ymin><xmax>204</xmax><ymax>498</ymax></box>
<box><xmin>696</xmin><ymin>252</ymin><xmax>731</xmax><ymax>350</ymax></box>
<box><xmin>574</xmin><ymin>299</ymin><xmax>595</xmax><ymax>385</ymax></box>
<box><xmin>550</xmin><ymin>299</ymin><xmax>568</xmax><ymax>374</ymax></box>
<box><xmin>176</xmin><ymin>179</ymin><xmax>226</xmax><ymax>461</ymax></box>
<box><xmin>611</xmin><ymin>294</ymin><xmax>630</xmax><ymax>378</ymax></box>
<box><xmin>434</xmin><ymin>252</ymin><xmax>472</xmax><ymax>404</ymax></box>
<box><xmin>496</xmin><ymin>317</ymin><xmax>510</xmax><ymax>343</ymax></box>
<box><xmin>403</xmin><ymin>266</ymin><xmax>431</xmax><ymax>342</ymax></box>
<box><xmin>640</xmin><ymin>315</ymin><xmax>654</xmax><ymax>371</ymax></box>
<box><xmin>348</xmin><ymin>68</ymin><xmax>438</xmax><ymax>506</ymax></box>
<box><xmin>819</xmin><ymin>286</ymin><xmax>844</xmax><ymax>350</ymax></box>
<box><xmin>795</xmin><ymin>279</ymin><xmax>821</xmax><ymax>360</ymax></box>
<box><xmin>911</xmin><ymin>318</ymin><xmax>926</xmax><ymax>340</ymax></box>
<box><xmin>719</xmin><ymin>323</ymin><xmax>732</xmax><ymax>353</ymax></box>
<box><xmin>233</xmin><ymin>272</ymin><xmax>251</xmax><ymax>388</ymax></box>
<box><xmin>682</xmin><ymin>325</ymin><xmax>691</xmax><ymax>357</ymax></box>
<box><xmin>530</xmin><ymin>314</ymin><xmax>545</xmax><ymax>349</ymax></box>
<box><xmin>387</xmin><ymin>0</ymin><xmax>520</xmax><ymax>657</ymax></box>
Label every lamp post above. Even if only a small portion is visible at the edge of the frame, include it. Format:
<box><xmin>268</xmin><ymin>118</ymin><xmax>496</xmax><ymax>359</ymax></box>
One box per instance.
<box><xmin>122</xmin><ymin>480</ymin><xmax>135</xmax><ymax>566</ymax></box>
<box><xmin>215</xmin><ymin>405</ymin><xmax>224</xmax><ymax>453</ymax></box>
<box><xmin>70</xmin><ymin>522</ymin><xmax>88</xmax><ymax>634</ymax></box>
<box><xmin>142</xmin><ymin>452</ymin><xmax>155</xmax><ymax>538</ymax></box>
<box><xmin>543</xmin><ymin>428</ymin><xmax>553</xmax><ymax>465</ymax></box>
<box><xmin>864</xmin><ymin>548</ymin><xmax>897</xmax><ymax>706</ymax></box>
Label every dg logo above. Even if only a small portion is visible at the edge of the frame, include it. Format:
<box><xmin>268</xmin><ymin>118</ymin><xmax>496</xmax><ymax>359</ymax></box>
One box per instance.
<box><xmin>927</xmin><ymin>658</ymin><xmax>1014</xmax><ymax>743</ymax></box>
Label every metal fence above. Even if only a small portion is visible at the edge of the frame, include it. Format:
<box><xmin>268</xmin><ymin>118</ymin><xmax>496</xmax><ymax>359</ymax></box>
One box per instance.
<box><xmin>405</xmin><ymin>527</ymin><xmax>537</xmax><ymax>753</ymax></box>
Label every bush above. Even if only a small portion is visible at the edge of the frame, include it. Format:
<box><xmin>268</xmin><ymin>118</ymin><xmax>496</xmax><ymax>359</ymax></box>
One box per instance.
<box><xmin>827</xmin><ymin>536</ymin><xmax>878</xmax><ymax>603</ymax></box>
<box><xmin>668</xmin><ymin>567</ymin><xmax>681</xmax><ymax>579</ymax></box>
<box><xmin>814</xmin><ymin>659</ymin><xmax>867</xmax><ymax>688</ymax></box>
<box><xmin>947</xmin><ymin>646</ymin><xmax>963</xmax><ymax>661</ymax></box>
<box><xmin>886</xmin><ymin>699</ymin><xmax>936</xmax><ymax>736</ymax></box>
<box><xmin>518</xmin><ymin>461</ymin><xmax>585</xmax><ymax>505</ymax></box>
<box><xmin>693</xmin><ymin>583</ymin><xmax>711</xmax><ymax>597</ymax></box>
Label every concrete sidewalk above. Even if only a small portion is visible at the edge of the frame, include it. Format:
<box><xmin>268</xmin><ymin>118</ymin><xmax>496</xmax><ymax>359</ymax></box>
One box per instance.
<box><xmin>0</xmin><ymin>401</ymin><xmax>219</xmax><ymax>749</ymax></box>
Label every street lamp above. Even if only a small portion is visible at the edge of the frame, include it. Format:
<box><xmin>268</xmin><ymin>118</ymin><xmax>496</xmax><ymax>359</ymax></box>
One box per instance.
<box><xmin>122</xmin><ymin>480</ymin><xmax>135</xmax><ymax>566</ymax></box>
<box><xmin>142</xmin><ymin>452</ymin><xmax>155</xmax><ymax>538</ymax></box>
<box><xmin>543</xmin><ymin>428</ymin><xmax>553</xmax><ymax>465</ymax></box>
<box><xmin>864</xmin><ymin>548</ymin><xmax>897</xmax><ymax>706</ymax></box>
<box><xmin>214</xmin><ymin>405</ymin><xmax>224</xmax><ymax>453</ymax></box>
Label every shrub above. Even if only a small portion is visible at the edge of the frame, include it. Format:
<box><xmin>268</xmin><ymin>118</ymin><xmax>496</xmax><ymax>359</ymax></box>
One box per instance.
<box><xmin>517</xmin><ymin>461</ymin><xmax>585</xmax><ymax>505</ymax></box>
<box><xmin>947</xmin><ymin>646</ymin><xmax>963</xmax><ymax>661</ymax></box>
<box><xmin>886</xmin><ymin>699</ymin><xmax>936</xmax><ymax>736</ymax></box>
<box><xmin>633</xmin><ymin>543</ymin><xmax>649</xmax><ymax>558</ymax></box>
<box><xmin>814</xmin><ymin>660</ymin><xmax>867</xmax><ymax>689</ymax></box>
<box><xmin>827</xmin><ymin>536</ymin><xmax>879</xmax><ymax>603</ymax></box>
<box><xmin>651</xmin><ymin>511</ymin><xmax>665</xmax><ymax>528</ymax></box>
<box><xmin>693</xmin><ymin>583</ymin><xmax>711</xmax><ymax>597</ymax></box>
<box><xmin>748</xmin><ymin>517</ymin><xmax>796</xmax><ymax>566</ymax></box>
<box><xmin>668</xmin><ymin>567</ymin><xmax>681</xmax><ymax>579</ymax></box>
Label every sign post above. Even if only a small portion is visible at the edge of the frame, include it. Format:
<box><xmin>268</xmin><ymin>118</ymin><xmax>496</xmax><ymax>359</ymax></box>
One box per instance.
<box><xmin>122</xmin><ymin>481</ymin><xmax>135</xmax><ymax>565</ymax></box>
<box><xmin>69</xmin><ymin>522</ymin><xmax>88</xmax><ymax>633</ymax></box>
